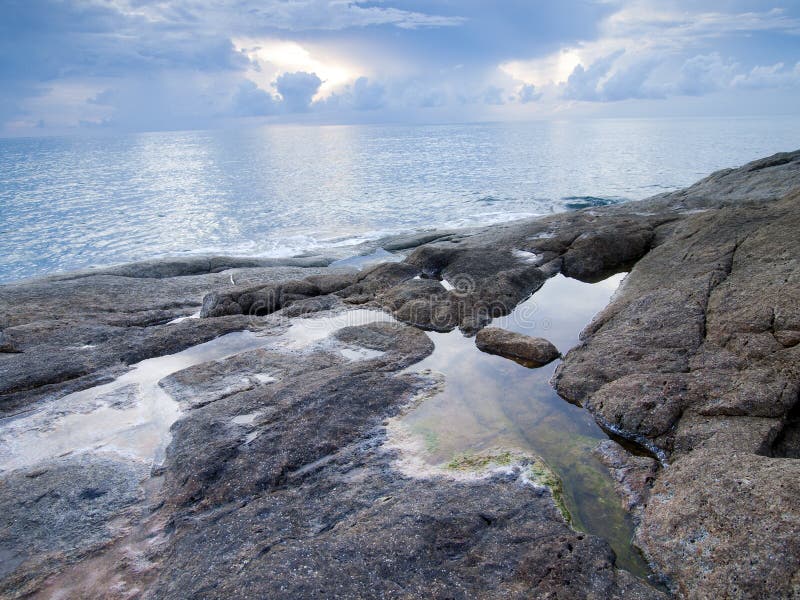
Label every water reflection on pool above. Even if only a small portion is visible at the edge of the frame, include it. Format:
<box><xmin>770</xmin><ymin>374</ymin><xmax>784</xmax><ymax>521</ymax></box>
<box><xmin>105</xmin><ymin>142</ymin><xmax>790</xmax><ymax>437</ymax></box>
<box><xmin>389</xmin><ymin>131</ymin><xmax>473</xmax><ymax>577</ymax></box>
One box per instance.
<box><xmin>399</xmin><ymin>273</ymin><xmax>652</xmax><ymax>578</ymax></box>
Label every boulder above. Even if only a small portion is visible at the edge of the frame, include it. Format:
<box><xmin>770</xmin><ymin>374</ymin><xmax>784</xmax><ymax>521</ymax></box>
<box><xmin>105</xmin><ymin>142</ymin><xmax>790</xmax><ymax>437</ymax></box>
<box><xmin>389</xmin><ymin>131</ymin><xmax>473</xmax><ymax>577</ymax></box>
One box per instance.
<box><xmin>475</xmin><ymin>327</ymin><xmax>560</xmax><ymax>367</ymax></box>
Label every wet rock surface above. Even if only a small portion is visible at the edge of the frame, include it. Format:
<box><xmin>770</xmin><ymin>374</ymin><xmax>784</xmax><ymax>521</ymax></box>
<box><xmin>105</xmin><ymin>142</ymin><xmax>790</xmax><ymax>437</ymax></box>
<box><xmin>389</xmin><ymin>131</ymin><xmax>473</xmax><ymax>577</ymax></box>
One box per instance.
<box><xmin>553</xmin><ymin>152</ymin><xmax>800</xmax><ymax>596</ymax></box>
<box><xmin>593</xmin><ymin>440</ymin><xmax>659</xmax><ymax>516</ymax></box>
<box><xmin>150</xmin><ymin>330</ymin><xmax>658</xmax><ymax>599</ymax></box>
<box><xmin>0</xmin><ymin>261</ymin><xmax>334</xmax><ymax>414</ymax></box>
<box><xmin>0</xmin><ymin>455</ymin><xmax>147</xmax><ymax>595</ymax></box>
<box><xmin>476</xmin><ymin>326</ymin><xmax>561</xmax><ymax>366</ymax></box>
<box><xmin>1</xmin><ymin>149</ymin><xmax>799</xmax><ymax>598</ymax></box>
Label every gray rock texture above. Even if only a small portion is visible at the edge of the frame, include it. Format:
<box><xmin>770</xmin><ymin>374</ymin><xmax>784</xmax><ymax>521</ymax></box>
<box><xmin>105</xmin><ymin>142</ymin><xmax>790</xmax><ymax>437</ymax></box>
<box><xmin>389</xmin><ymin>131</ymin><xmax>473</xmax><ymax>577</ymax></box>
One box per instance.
<box><xmin>148</xmin><ymin>321</ymin><xmax>659</xmax><ymax>599</ymax></box>
<box><xmin>475</xmin><ymin>326</ymin><xmax>561</xmax><ymax>366</ymax></box>
<box><xmin>553</xmin><ymin>154</ymin><xmax>800</xmax><ymax>596</ymax></box>
<box><xmin>0</xmin><ymin>455</ymin><xmax>147</xmax><ymax>595</ymax></box>
<box><xmin>1</xmin><ymin>149</ymin><xmax>799</xmax><ymax>598</ymax></box>
<box><xmin>593</xmin><ymin>439</ymin><xmax>659</xmax><ymax>515</ymax></box>
<box><xmin>0</xmin><ymin>261</ymin><xmax>334</xmax><ymax>414</ymax></box>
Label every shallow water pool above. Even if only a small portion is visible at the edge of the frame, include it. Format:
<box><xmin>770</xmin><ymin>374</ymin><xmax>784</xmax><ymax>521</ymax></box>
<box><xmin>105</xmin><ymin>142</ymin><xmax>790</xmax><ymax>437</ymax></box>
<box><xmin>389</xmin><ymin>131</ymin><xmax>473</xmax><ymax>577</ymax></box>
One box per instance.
<box><xmin>398</xmin><ymin>273</ymin><xmax>652</xmax><ymax>578</ymax></box>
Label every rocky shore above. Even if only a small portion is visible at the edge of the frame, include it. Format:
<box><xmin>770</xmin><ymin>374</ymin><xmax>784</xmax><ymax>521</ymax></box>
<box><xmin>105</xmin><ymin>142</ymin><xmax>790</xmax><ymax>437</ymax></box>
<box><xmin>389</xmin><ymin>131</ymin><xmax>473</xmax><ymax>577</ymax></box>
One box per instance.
<box><xmin>1</xmin><ymin>150</ymin><xmax>799</xmax><ymax>598</ymax></box>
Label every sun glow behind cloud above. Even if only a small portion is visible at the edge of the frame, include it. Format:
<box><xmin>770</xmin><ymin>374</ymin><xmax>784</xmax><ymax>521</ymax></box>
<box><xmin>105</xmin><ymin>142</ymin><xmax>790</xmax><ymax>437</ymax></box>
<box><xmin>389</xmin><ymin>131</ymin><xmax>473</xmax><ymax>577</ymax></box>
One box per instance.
<box><xmin>501</xmin><ymin>50</ymin><xmax>583</xmax><ymax>87</ymax></box>
<box><xmin>235</xmin><ymin>38</ymin><xmax>362</xmax><ymax>100</ymax></box>
<box><xmin>1</xmin><ymin>1</ymin><xmax>800</xmax><ymax>134</ymax></box>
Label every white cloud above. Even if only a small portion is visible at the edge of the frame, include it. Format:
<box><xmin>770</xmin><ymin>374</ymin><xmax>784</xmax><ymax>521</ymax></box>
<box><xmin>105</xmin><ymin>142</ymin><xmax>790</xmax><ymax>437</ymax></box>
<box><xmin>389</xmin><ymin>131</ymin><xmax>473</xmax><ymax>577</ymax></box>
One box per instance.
<box><xmin>235</xmin><ymin>39</ymin><xmax>362</xmax><ymax>100</ymax></box>
<box><xmin>733</xmin><ymin>62</ymin><xmax>800</xmax><ymax>89</ymax></box>
<box><xmin>483</xmin><ymin>85</ymin><xmax>505</xmax><ymax>105</ymax></box>
<box><xmin>274</xmin><ymin>71</ymin><xmax>322</xmax><ymax>112</ymax></box>
<box><xmin>317</xmin><ymin>76</ymin><xmax>387</xmax><ymax>111</ymax></box>
<box><xmin>232</xmin><ymin>80</ymin><xmax>279</xmax><ymax>116</ymax></box>
<box><xmin>518</xmin><ymin>84</ymin><xmax>542</xmax><ymax>103</ymax></box>
<box><xmin>500</xmin><ymin>50</ymin><xmax>582</xmax><ymax>88</ymax></box>
<box><xmin>672</xmin><ymin>53</ymin><xmax>737</xmax><ymax>96</ymax></box>
<box><xmin>4</xmin><ymin>0</ymin><xmax>800</xmax><ymax>133</ymax></box>
<box><xmin>500</xmin><ymin>2</ymin><xmax>800</xmax><ymax>106</ymax></box>
<box><xmin>112</xmin><ymin>0</ymin><xmax>467</xmax><ymax>32</ymax></box>
<box><xmin>603</xmin><ymin>2</ymin><xmax>800</xmax><ymax>41</ymax></box>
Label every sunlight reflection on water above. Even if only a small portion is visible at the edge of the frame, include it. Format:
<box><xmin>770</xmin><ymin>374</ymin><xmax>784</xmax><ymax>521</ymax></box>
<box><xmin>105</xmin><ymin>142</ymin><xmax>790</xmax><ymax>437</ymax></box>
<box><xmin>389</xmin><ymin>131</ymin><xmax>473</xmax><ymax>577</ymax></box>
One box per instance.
<box><xmin>3</xmin><ymin>118</ymin><xmax>800</xmax><ymax>282</ymax></box>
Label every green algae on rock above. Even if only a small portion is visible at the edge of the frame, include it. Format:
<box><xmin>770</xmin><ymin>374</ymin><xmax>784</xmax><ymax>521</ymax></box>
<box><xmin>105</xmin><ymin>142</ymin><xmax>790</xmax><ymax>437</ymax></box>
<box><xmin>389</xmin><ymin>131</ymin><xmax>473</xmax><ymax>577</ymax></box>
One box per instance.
<box><xmin>445</xmin><ymin>449</ymin><xmax>517</xmax><ymax>471</ymax></box>
<box><xmin>444</xmin><ymin>449</ymin><xmax>572</xmax><ymax>524</ymax></box>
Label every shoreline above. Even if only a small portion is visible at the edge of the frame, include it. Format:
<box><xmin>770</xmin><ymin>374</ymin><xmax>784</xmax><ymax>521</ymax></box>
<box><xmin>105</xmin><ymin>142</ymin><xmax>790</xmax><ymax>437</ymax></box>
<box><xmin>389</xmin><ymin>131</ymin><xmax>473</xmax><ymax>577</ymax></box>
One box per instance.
<box><xmin>1</xmin><ymin>150</ymin><xmax>799</xmax><ymax>598</ymax></box>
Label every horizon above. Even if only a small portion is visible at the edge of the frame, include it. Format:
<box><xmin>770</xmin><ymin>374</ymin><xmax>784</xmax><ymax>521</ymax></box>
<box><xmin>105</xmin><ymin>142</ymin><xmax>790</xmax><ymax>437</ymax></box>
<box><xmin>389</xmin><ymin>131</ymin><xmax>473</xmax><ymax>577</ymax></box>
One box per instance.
<box><xmin>4</xmin><ymin>113</ymin><xmax>800</xmax><ymax>140</ymax></box>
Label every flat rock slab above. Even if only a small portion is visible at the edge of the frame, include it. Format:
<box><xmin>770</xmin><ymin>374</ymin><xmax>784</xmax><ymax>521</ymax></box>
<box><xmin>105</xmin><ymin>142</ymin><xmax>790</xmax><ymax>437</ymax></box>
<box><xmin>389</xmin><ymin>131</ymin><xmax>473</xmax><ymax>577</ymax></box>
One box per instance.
<box><xmin>3</xmin><ymin>149</ymin><xmax>800</xmax><ymax>598</ymax></box>
<box><xmin>475</xmin><ymin>326</ymin><xmax>561</xmax><ymax>367</ymax></box>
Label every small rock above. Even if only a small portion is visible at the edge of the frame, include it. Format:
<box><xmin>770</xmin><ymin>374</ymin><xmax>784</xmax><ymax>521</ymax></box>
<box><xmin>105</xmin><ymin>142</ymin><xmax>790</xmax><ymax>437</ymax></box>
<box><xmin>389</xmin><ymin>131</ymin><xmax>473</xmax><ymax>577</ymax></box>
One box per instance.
<box><xmin>775</xmin><ymin>329</ymin><xmax>800</xmax><ymax>348</ymax></box>
<box><xmin>475</xmin><ymin>327</ymin><xmax>560</xmax><ymax>367</ymax></box>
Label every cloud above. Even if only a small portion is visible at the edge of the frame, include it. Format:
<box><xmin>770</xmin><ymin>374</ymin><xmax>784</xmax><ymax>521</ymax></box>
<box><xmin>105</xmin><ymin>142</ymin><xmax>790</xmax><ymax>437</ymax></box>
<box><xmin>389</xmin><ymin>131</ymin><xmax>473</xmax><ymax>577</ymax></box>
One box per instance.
<box><xmin>3</xmin><ymin>0</ymin><xmax>800</xmax><ymax>133</ymax></box>
<box><xmin>505</xmin><ymin>2</ymin><xmax>800</xmax><ymax>96</ymax></box>
<box><xmin>274</xmin><ymin>71</ymin><xmax>323</xmax><ymax>112</ymax></box>
<box><xmin>557</xmin><ymin>45</ymin><xmax>799</xmax><ymax>104</ymax></box>
<box><xmin>251</xmin><ymin>1</ymin><xmax>467</xmax><ymax>31</ymax></box>
<box><xmin>562</xmin><ymin>51</ymin><xmax>624</xmax><ymax>101</ymax></box>
<box><xmin>601</xmin><ymin>57</ymin><xmax>664</xmax><ymax>101</ymax></box>
<box><xmin>400</xmin><ymin>82</ymin><xmax>449</xmax><ymax>108</ymax></box>
<box><xmin>232</xmin><ymin>80</ymin><xmax>279</xmax><ymax>116</ymax></box>
<box><xmin>0</xmin><ymin>1</ymin><xmax>250</xmax><ymax>81</ymax></box>
<box><xmin>350</xmin><ymin>77</ymin><xmax>387</xmax><ymax>110</ymax></box>
<box><xmin>673</xmin><ymin>53</ymin><xmax>737</xmax><ymax>96</ymax></box>
<box><xmin>483</xmin><ymin>86</ymin><xmax>505</xmax><ymax>105</ymax></box>
<box><xmin>120</xmin><ymin>0</ymin><xmax>467</xmax><ymax>33</ymax></box>
<box><xmin>602</xmin><ymin>2</ymin><xmax>800</xmax><ymax>43</ymax></box>
<box><xmin>537</xmin><ymin>1</ymin><xmax>800</xmax><ymax>106</ymax></box>
<box><xmin>317</xmin><ymin>76</ymin><xmax>387</xmax><ymax>111</ymax></box>
<box><xmin>518</xmin><ymin>84</ymin><xmax>542</xmax><ymax>103</ymax></box>
<box><xmin>732</xmin><ymin>62</ymin><xmax>800</xmax><ymax>89</ymax></box>
<box><xmin>560</xmin><ymin>50</ymin><xmax>663</xmax><ymax>103</ymax></box>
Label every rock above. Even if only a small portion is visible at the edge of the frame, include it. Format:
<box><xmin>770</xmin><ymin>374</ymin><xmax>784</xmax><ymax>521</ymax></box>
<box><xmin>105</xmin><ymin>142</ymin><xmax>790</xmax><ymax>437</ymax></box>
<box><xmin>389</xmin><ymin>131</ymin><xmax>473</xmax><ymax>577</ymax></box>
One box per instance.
<box><xmin>200</xmin><ymin>279</ymin><xmax>321</xmax><ymax>318</ymax></box>
<box><xmin>0</xmin><ymin>330</ymin><xmax>15</xmax><ymax>353</ymax></box>
<box><xmin>555</xmin><ymin>188</ymin><xmax>800</xmax><ymax>595</ymax></box>
<box><xmin>333</xmin><ymin>321</ymin><xmax>435</xmax><ymax>368</ymax></box>
<box><xmin>379</xmin><ymin>230</ymin><xmax>457</xmax><ymax>251</ymax></box>
<box><xmin>0</xmin><ymin>262</ymin><xmax>330</xmax><ymax>413</ymax></box>
<box><xmin>303</xmin><ymin>271</ymin><xmax>359</xmax><ymax>295</ymax></box>
<box><xmin>379</xmin><ymin>278</ymin><xmax>460</xmax><ymax>332</ymax></box>
<box><xmin>336</xmin><ymin>262</ymin><xmax>420</xmax><ymax>299</ymax></box>
<box><xmin>593</xmin><ymin>439</ymin><xmax>659</xmax><ymax>514</ymax></box>
<box><xmin>191</xmin><ymin>263</ymin><xmax>420</xmax><ymax>320</ymax></box>
<box><xmin>278</xmin><ymin>293</ymin><xmax>342</xmax><ymax>317</ymax></box>
<box><xmin>152</xmin><ymin>458</ymin><xmax>663</xmax><ymax>600</ymax></box>
<box><xmin>641</xmin><ymin>149</ymin><xmax>800</xmax><ymax>210</ymax></box>
<box><xmin>404</xmin><ymin>246</ymin><xmax>549</xmax><ymax>333</ymax></box>
<box><xmin>475</xmin><ymin>327</ymin><xmax>560</xmax><ymax>367</ymax></box>
<box><xmin>636</xmin><ymin>449</ymin><xmax>800</xmax><ymax>598</ymax></box>
<box><xmin>378</xmin><ymin>278</ymin><xmax>450</xmax><ymax>312</ymax></box>
<box><xmin>0</xmin><ymin>455</ymin><xmax>146</xmax><ymax>596</ymax></box>
<box><xmin>3</xmin><ymin>149</ymin><xmax>800</xmax><ymax>598</ymax></box>
<box><xmin>146</xmin><ymin>320</ymin><xmax>661</xmax><ymax>599</ymax></box>
<box><xmin>585</xmin><ymin>374</ymin><xmax>689</xmax><ymax>455</ymax></box>
<box><xmin>561</xmin><ymin>221</ymin><xmax>654</xmax><ymax>282</ymax></box>
<box><xmin>775</xmin><ymin>329</ymin><xmax>800</xmax><ymax>347</ymax></box>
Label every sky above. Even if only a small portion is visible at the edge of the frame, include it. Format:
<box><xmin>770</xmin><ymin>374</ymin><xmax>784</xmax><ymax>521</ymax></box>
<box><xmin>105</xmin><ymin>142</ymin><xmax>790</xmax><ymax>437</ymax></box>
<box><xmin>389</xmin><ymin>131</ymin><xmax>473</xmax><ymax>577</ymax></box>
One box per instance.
<box><xmin>1</xmin><ymin>0</ymin><xmax>799</xmax><ymax>135</ymax></box>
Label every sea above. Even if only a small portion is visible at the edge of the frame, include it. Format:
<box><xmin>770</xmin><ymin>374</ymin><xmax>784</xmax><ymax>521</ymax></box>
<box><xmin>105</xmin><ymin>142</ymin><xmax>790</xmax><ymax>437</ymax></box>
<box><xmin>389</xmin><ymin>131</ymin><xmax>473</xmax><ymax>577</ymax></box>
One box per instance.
<box><xmin>2</xmin><ymin>117</ymin><xmax>799</xmax><ymax>283</ymax></box>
